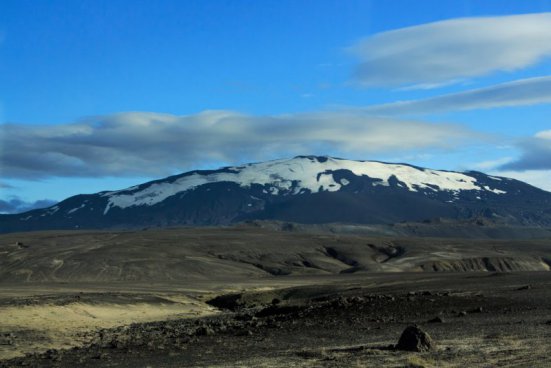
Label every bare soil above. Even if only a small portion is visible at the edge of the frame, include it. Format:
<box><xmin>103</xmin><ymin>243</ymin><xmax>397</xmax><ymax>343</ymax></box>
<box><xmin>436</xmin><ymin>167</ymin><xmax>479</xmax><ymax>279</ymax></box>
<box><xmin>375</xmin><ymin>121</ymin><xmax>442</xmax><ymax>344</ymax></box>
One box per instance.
<box><xmin>1</xmin><ymin>226</ymin><xmax>551</xmax><ymax>367</ymax></box>
<box><xmin>1</xmin><ymin>272</ymin><xmax>551</xmax><ymax>367</ymax></box>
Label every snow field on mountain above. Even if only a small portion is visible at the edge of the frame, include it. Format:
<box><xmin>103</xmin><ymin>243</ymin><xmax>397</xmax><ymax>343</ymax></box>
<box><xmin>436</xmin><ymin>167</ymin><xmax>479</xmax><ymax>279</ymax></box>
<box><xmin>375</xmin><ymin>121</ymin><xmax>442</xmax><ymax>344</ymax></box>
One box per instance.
<box><xmin>103</xmin><ymin>156</ymin><xmax>506</xmax><ymax>212</ymax></box>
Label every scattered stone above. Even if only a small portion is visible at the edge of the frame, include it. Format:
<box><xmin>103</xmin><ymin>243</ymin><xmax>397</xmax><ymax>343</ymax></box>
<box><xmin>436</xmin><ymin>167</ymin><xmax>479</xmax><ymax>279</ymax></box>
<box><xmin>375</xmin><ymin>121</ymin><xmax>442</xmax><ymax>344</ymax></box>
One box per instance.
<box><xmin>406</xmin><ymin>363</ymin><xmax>425</xmax><ymax>368</ymax></box>
<box><xmin>396</xmin><ymin>325</ymin><xmax>434</xmax><ymax>352</ymax></box>
<box><xmin>195</xmin><ymin>326</ymin><xmax>214</xmax><ymax>336</ymax></box>
<box><xmin>15</xmin><ymin>241</ymin><xmax>27</xmax><ymax>248</ymax></box>
<box><xmin>44</xmin><ymin>349</ymin><xmax>61</xmax><ymax>361</ymax></box>
<box><xmin>255</xmin><ymin>305</ymin><xmax>302</xmax><ymax>318</ymax></box>
<box><xmin>428</xmin><ymin>316</ymin><xmax>444</xmax><ymax>323</ymax></box>
<box><xmin>236</xmin><ymin>329</ymin><xmax>253</xmax><ymax>336</ymax></box>
<box><xmin>349</xmin><ymin>296</ymin><xmax>364</xmax><ymax>303</ymax></box>
<box><xmin>458</xmin><ymin>311</ymin><xmax>468</xmax><ymax>317</ymax></box>
<box><xmin>517</xmin><ymin>285</ymin><xmax>532</xmax><ymax>291</ymax></box>
<box><xmin>91</xmin><ymin>352</ymin><xmax>104</xmax><ymax>360</ymax></box>
<box><xmin>469</xmin><ymin>307</ymin><xmax>483</xmax><ymax>313</ymax></box>
<box><xmin>0</xmin><ymin>333</ymin><xmax>16</xmax><ymax>346</ymax></box>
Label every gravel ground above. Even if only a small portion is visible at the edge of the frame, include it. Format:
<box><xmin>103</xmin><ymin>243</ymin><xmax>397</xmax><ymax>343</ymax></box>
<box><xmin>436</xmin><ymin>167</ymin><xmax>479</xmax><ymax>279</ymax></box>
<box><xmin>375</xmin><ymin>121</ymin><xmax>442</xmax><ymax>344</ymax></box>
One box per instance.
<box><xmin>2</xmin><ymin>272</ymin><xmax>551</xmax><ymax>367</ymax></box>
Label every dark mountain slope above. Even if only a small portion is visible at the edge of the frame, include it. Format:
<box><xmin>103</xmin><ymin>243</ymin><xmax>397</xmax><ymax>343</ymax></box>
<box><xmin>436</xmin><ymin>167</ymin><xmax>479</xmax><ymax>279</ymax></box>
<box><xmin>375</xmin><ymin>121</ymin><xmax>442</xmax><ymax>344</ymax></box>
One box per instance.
<box><xmin>1</xmin><ymin>156</ymin><xmax>550</xmax><ymax>233</ymax></box>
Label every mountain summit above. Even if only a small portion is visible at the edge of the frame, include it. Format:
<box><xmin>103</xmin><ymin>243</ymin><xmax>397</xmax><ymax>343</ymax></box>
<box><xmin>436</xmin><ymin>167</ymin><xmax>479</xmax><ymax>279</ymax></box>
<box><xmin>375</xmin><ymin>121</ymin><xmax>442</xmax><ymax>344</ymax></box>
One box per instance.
<box><xmin>2</xmin><ymin>156</ymin><xmax>551</xmax><ymax>233</ymax></box>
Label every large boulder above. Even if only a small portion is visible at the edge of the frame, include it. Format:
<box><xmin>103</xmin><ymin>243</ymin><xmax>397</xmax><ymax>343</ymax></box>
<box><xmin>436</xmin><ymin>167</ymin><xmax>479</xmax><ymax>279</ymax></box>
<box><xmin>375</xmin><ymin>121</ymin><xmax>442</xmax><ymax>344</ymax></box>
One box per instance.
<box><xmin>396</xmin><ymin>325</ymin><xmax>434</xmax><ymax>352</ymax></box>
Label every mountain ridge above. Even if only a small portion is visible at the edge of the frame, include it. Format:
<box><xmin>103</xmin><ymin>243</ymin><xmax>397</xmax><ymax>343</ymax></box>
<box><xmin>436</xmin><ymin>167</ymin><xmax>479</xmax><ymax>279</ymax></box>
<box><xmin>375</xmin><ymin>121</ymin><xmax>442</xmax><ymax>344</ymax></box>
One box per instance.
<box><xmin>1</xmin><ymin>156</ymin><xmax>550</xmax><ymax>233</ymax></box>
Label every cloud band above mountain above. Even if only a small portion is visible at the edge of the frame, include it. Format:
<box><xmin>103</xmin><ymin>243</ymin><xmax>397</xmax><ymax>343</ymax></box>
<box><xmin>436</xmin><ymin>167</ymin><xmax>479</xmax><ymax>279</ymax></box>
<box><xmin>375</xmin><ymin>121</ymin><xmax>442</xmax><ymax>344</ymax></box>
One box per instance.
<box><xmin>349</xmin><ymin>13</ymin><xmax>551</xmax><ymax>88</ymax></box>
<box><xmin>0</xmin><ymin>197</ymin><xmax>57</xmax><ymax>215</ymax></box>
<box><xmin>0</xmin><ymin>111</ymin><xmax>479</xmax><ymax>179</ymax></box>
<box><xmin>500</xmin><ymin>131</ymin><xmax>551</xmax><ymax>171</ymax></box>
<box><xmin>360</xmin><ymin>76</ymin><xmax>551</xmax><ymax>115</ymax></box>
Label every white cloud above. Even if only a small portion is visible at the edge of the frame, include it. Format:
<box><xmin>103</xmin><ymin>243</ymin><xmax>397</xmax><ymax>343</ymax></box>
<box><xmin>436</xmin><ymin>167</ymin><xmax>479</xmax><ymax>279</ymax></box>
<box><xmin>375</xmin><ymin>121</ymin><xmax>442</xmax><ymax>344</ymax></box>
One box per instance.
<box><xmin>349</xmin><ymin>13</ymin><xmax>551</xmax><ymax>87</ymax></box>
<box><xmin>359</xmin><ymin>76</ymin><xmax>551</xmax><ymax>115</ymax></box>
<box><xmin>472</xmin><ymin>157</ymin><xmax>514</xmax><ymax>171</ymax></box>
<box><xmin>491</xmin><ymin>170</ymin><xmax>551</xmax><ymax>192</ymax></box>
<box><xmin>535</xmin><ymin>130</ymin><xmax>551</xmax><ymax>139</ymax></box>
<box><xmin>0</xmin><ymin>110</ymin><xmax>480</xmax><ymax>179</ymax></box>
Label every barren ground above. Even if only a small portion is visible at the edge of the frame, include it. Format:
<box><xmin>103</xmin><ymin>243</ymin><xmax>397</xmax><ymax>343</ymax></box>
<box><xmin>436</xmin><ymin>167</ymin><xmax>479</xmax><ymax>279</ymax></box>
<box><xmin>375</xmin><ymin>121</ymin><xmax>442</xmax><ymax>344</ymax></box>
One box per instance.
<box><xmin>1</xmin><ymin>226</ymin><xmax>551</xmax><ymax>367</ymax></box>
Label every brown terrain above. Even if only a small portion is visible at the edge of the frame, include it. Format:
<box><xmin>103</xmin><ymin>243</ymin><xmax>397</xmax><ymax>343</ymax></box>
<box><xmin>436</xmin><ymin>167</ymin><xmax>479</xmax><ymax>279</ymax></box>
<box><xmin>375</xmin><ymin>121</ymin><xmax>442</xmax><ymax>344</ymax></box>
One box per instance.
<box><xmin>1</xmin><ymin>223</ymin><xmax>551</xmax><ymax>367</ymax></box>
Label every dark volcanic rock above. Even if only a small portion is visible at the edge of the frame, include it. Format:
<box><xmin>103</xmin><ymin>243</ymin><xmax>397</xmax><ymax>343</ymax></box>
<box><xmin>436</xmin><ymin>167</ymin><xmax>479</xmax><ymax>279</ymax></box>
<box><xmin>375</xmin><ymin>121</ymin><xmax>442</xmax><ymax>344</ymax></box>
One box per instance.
<box><xmin>396</xmin><ymin>325</ymin><xmax>434</xmax><ymax>352</ymax></box>
<box><xmin>206</xmin><ymin>293</ymin><xmax>243</xmax><ymax>311</ymax></box>
<box><xmin>255</xmin><ymin>305</ymin><xmax>303</xmax><ymax>318</ymax></box>
<box><xmin>195</xmin><ymin>326</ymin><xmax>214</xmax><ymax>336</ymax></box>
<box><xmin>427</xmin><ymin>316</ymin><xmax>444</xmax><ymax>323</ymax></box>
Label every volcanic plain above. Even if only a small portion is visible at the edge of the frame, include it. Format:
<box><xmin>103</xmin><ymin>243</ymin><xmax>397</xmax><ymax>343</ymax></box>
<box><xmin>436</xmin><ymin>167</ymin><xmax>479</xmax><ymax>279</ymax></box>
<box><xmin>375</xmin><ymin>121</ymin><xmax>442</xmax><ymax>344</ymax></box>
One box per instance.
<box><xmin>1</xmin><ymin>222</ymin><xmax>551</xmax><ymax>367</ymax></box>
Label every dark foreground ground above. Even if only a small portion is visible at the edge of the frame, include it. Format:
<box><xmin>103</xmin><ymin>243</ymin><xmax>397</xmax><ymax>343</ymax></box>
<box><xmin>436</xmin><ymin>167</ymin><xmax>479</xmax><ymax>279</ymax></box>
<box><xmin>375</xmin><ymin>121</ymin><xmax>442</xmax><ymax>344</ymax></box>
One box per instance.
<box><xmin>2</xmin><ymin>271</ymin><xmax>551</xmax><ymax>367</ymax></box>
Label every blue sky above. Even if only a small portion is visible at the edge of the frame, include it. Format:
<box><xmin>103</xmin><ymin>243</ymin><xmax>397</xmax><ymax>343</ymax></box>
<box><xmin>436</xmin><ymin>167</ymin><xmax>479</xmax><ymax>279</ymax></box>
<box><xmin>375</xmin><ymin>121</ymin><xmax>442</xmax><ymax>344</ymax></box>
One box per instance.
<box><xmin>1</xmin><ymin>0</ymin><xmax>551</xmax><ymax>213</ymax></box>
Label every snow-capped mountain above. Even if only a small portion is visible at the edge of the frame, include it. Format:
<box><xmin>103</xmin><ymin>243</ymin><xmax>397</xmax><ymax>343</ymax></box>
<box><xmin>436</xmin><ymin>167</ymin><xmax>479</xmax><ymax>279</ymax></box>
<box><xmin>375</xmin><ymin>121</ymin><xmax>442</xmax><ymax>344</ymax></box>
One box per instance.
<box><xmin>2</xmin><ymin>156</ymin><xmax>551</xmax><ymax>233</ymax></box>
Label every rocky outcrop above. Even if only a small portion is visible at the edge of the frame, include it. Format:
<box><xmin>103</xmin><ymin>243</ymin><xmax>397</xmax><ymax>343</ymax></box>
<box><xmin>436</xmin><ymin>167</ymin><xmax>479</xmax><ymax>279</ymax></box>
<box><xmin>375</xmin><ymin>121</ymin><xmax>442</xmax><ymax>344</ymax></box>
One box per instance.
<box><xmin>396</xmin><ymin>325</ymin><xmax>434</xmax><ymax>352</ymax></box>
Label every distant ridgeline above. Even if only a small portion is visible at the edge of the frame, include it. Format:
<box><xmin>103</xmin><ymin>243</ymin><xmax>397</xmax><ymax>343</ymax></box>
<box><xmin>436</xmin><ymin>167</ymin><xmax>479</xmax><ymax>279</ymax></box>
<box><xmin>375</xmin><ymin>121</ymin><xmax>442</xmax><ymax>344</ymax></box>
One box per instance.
<box><xmin>1</xmin><ymin>156</ymin><xmax>551</xmax><ymax>233</ymax></box>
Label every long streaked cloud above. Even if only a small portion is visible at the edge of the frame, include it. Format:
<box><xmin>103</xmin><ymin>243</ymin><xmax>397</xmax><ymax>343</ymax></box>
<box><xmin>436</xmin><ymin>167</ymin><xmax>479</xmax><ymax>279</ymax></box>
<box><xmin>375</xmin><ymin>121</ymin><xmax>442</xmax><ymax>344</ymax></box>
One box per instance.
<box><xmin>500</xmin><ymin>131</ymin><xmax>551</xmax><ymax>171</ymax></box>
<box><xmin>360</xmin><ymin>76</ymin><xmax>551</xmax><ymax>115</ymax></box>
<box><xmin>349</xmin><ymin>13</ymin><xmax>551</xmax><ymax>88</ymax></box>
<box><xmin>0</xmin><ymin>110</ymin><xmax>481</xmax><ymax>179</ymax></box>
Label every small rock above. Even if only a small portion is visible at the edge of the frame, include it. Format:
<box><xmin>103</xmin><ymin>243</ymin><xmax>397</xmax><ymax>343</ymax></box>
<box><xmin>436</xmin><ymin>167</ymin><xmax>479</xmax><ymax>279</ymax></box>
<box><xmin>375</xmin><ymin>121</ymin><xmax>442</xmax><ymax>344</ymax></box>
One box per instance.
<box><xmin>350</xmin><ymin>296</ymin><xmax>364</xmax><ymax>303</ymax></box>
<box><xmin>427</xmin><ymin>316</ymin><xmax>444</xmax><ymax>323</ymax></box>
<box><xmin>396</xmin><ymin>325</ymin><xmax>434</xmax><ymax>352</ymax></box>
<box><xmin>91</xmin><ymin>352</ymin><xmax>104</xmax><ymax>360</ymax></box>
<box><xmin>196</xmin><ymin>326</ymin><xmax>214</xmax><ymax>336</ymax></box>
<box><xmin>236</xmin><ymin>329</ymin><xmax>253</xmax><ymax>336</ymax></box>
<box><xmin>458</xmin><ymin>311</ymin><xmax>468</xmax><ymax>317</ymax></box>
<box><xmin>44</xmin><ymin>349</ymin><xmax>61</xmax><ymax>361</ymax></box>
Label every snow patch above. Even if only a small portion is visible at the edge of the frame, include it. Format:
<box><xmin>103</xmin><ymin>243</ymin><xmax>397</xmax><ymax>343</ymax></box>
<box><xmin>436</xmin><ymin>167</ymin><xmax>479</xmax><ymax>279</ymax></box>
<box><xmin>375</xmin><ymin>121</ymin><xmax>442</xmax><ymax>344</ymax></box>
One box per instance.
<box><xmin>483</xmin><ymin>186</ymin><xmax>507</xmax><ymax>194</ymax></box>
<box><xmin>42</xmin><ymin>206</ymin><xmax>60</xmax><ymax>216</ymax></box>
<box><xmin>103</xmin><ymin>157</ymin><xmax>508</xmax><ymax>211</ymax></box>
<box><xmin>67</xmin><ymin>204</ymin><xmax>86</xmax><ymax>214</ymax></box>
